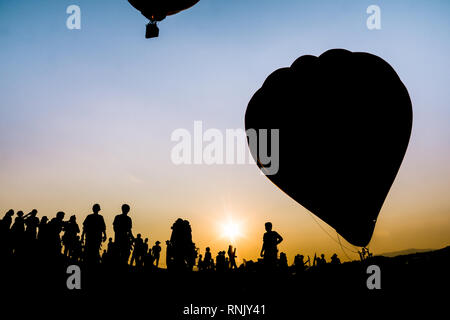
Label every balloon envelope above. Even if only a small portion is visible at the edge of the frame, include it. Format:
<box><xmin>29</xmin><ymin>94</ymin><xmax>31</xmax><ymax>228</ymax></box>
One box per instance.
<box><xmin>245</xmin><ymin>49</ymin><xmax>413</xmax><ymax>247</ymax></box>
<box><xmin>128</xmin><ymin>0</ymin><xmax>200</xmax><ymax>21</ymax></box>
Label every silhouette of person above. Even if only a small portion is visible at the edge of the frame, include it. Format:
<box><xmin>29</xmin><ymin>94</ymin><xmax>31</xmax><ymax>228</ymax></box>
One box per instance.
<box><xmin>165</xmin><ymin>240</ymin><xmax>173</xmax><ymax>269</ymax></box>
<box><xmin>169</xmin><ymin>218</ymin><xmax>195</xmax><ymax>271</ymax></box>
<box><xmin>37</xmin><ymin>216</ymin><xmax>48</xmax><ymax>242</ymax></box>
<box><xmin>131</xmin><ymin>233</ymin><xmax>145</xmax><ymax>267</ymax></box>
<box><xmin>1</xmin><ymin>209</ymin><xmax>14</xmax><ymax>230</ymax></box>
<box><xmin>359</xmin><ymin>247</ymin><xmax>373</xmax><ymax>261</ymax></box>
<box><xmin>216</xmin><ymin>251</ymin><xmax>226</xmax><ymax>272</ymax></box>
<box><xmin>294</xmin><ymin>254</ymin><xmax>310</xmax><ymax>274</ymax></box>
<box><xmin>24</xmin><ymin>209</ymin><xmax>39</xmax><ymax>242</ymax></box>
<box><xmin>11</xmin><ymin>210</ymin><xmax>25</xmax><ymax>231</ymax></box>
<box><xmin>46</xmin><ymin>211</ymin><xmax>66</xmax><ymax>258</ymax></box>
<box><xmin>143</xmin><ymin>238</ymin><xmax>149</xmax><ymax>255</ymax></box>
<box><xmin>11</xmin><ymin>211</ymin><xmax>26</xmax><ymax>256</ymax></box>
<box><xmin>228</xmin><ymin>245</ymin><xmax>237</xmax><ymax>270</ymax></box>
<box><xmin>197</xmin><ymin>254</ymin><xmax>204</xmax><ymax>271</ymax></box>
<box><xmin>113</xmin><ymin>204</ymin><xmax>134</xmax><ymax>265</ymax></box>
<box><xmin>314</xmin><ymin>253</ymin><xmax>326</xmax><ymax>267</ymax></box>
<box><xmin>81</xmin><ymin>204</ymin><xmax>106</xmax><ymax>265</ymax></box>
<box><xmin>294</xmin><ymin>254</ymin><xmax>306</xmax><ymax>274</ymax></box>
<box><xmin>62</xmin><ymin>215</ymin><xmax>80</xmax><ymax>259</ymax></box>
<box><xmin>152</xmin><ymin>241</ymin><xmax>162</xmax><ymax>267</ymax></box>
<box><xmin>319</xmin><ymin>254</ymin><xmax>326</xmax><ymax>265</ymax></box>
<box><xmin>203</xmin><ymin>247</ymin><xmax>212</xmax><ymax>270</ymax></box>
<box><xmin>330</xmin><ymin>253</ymin><xmax>341</xmax><ymax>265</ymax></box>
<box><xmin>260</xmin><ymin>222</ymin><xmax>283</xmax><ymax>270</ymax></box>
<box><xmin>279</xmin><ymin>252</ymin><xmax>288</xmax><ymax>272</ymax></box>
<box><xmin>210</xmin><ymin>256</ymin><xmax>215</xmax><ymax>271</ymax></box>
<box><xmin>0</xmin><ymin>209</ymin><xmax>14</xmax><ymax>259</ymax></box>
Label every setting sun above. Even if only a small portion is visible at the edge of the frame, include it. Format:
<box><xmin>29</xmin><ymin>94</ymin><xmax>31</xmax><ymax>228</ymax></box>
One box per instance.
<box><xmin>220</xmin><ymin>218</ymin><xmax>243</xmax><ymax>242</ymax></box>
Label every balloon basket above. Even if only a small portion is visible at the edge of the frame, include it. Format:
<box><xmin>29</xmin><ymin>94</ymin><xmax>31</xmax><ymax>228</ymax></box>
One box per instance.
<box><xmin>146</xmin><ymin>23</ymin><xmax>159</xmax><ymax>39</ymax></box>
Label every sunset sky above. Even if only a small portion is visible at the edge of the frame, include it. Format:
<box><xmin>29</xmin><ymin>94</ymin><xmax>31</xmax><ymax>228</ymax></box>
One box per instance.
<box><xmin>1</xmin><ymin>0</ymin><xmax>449</xmax><ymax>266</ymax></box>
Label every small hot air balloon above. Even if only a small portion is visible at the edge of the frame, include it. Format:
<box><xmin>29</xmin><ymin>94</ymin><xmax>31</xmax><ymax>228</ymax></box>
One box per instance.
<box><xmin>245</xmin><ymin>49</ymin><xmax>413</xmax><ymax>247</ymax></box>
<box><xmin>128</xmin><ymin>0</ymin><xmax>200</xmax><ymax>38</ymax></box>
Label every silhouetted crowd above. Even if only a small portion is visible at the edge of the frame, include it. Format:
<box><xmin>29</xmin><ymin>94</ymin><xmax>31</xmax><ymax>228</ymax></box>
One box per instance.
<box><xmin>0</xmin><ymin>204</ymin><xmax>343</xmax><ymax>273</ymax></box>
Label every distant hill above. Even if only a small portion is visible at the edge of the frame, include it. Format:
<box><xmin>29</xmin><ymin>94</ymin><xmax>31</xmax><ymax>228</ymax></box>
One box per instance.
<box><xmin>378</xmin><ymin>248</ymin><xmax>435</xmax><ymax>257</ymax></box>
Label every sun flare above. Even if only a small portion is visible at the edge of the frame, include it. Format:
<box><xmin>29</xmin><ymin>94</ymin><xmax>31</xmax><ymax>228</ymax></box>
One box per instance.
<box><xmin>220</xmin><ymin>218</ymin><xmax>243</xmax><ymax>242</ymax></box>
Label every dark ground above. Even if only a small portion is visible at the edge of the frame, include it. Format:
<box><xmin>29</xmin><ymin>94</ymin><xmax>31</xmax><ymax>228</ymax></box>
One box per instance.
<box><xmin>2</xmin><ymin>246</ymin><xmax>449</xmax><ymax>318</ymax></box>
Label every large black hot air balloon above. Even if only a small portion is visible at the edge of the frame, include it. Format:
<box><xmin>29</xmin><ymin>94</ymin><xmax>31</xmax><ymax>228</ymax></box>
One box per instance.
<box><xmin>128</xmin><ymin>0</ymin><xmax>200</xmax><ymax>38</ymax></box>
<box><xmin>245</xmin><ymin>49</ymin><xmax>413</xmax><ymax>247</ymax></box>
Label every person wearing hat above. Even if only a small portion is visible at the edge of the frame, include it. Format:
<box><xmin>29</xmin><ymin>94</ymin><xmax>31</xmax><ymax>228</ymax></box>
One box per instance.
<box><xmin>152</xmin><ymin>240</ymin><xmax>162</xmax><ymax>267</ymax></box>
<box><xmin>330</xmin><ymin>253</ymin><xmax>341</xmax><ymax>265</ymax></box>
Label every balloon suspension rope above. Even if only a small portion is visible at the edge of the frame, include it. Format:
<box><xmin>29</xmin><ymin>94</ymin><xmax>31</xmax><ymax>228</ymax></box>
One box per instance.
<box><xmin>306</xmin><ymin>210</ymin><xmax>360</xmax><ymax>260</ymax></box>
<box><xmin>337</xmin><ymin>233</ymin><xmax>357</xmax><ymax>261</ymax></box>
